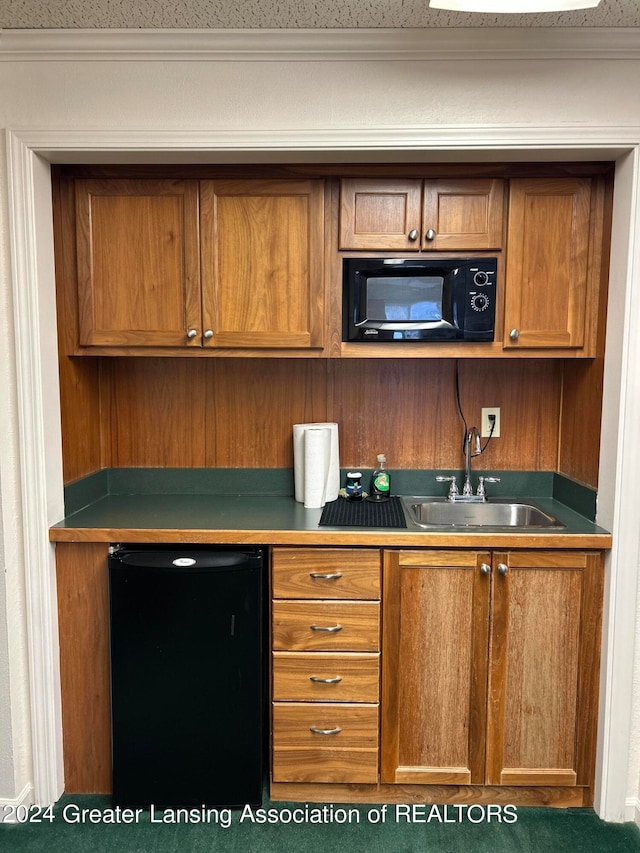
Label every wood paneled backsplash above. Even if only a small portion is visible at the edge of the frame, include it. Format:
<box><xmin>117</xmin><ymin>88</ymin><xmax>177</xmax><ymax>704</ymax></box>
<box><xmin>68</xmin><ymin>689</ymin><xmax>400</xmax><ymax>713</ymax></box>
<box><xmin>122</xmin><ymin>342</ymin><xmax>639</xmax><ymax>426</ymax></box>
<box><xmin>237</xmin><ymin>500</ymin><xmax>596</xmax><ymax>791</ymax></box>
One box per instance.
<box><xmin>60</xmin><ymin>356</ymin><xmax>575</xmax><ymax>483</ymax></box>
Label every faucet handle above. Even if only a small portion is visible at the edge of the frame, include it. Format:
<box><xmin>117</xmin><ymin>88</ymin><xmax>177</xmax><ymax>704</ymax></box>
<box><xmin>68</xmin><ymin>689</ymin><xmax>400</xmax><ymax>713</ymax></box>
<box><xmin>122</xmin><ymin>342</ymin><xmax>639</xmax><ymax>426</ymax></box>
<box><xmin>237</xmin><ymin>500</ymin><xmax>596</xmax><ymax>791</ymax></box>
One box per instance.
<box><xmin>476</xmin><ymin>475</ymin><xmax>500</xmax><ymax>500</ymax></box>
<box><xmin>436</xmin><ymin>475</ymin><xmax>459</xmax><ymax>501</ymax></box>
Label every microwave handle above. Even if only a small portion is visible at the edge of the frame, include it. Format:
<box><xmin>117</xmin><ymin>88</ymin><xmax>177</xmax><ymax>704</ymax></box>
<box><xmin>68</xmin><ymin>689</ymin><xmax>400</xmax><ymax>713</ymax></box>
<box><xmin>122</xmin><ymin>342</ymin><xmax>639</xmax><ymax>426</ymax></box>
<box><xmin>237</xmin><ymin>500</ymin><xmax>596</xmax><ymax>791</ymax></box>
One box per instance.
<box><xmin>356</xmin><ymin>320</ymin><xmax>455</xmax><ymax>332</ymax></box>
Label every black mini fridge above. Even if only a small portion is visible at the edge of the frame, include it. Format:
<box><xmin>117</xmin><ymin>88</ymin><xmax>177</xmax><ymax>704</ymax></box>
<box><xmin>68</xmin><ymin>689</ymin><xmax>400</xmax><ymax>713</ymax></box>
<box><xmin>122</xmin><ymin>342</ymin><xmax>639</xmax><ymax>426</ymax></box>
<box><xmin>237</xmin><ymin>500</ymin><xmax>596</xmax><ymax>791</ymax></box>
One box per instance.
<box><xmin>108</xmin><ymin>545</ymin><xmax>265</xmax><ymax>808</ymax></box>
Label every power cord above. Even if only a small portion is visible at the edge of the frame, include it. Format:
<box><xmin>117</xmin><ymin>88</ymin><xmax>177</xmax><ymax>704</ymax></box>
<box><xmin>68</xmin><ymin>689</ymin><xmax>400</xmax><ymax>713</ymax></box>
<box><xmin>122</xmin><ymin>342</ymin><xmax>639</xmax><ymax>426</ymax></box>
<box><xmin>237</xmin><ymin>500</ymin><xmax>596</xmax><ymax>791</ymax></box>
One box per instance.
<box><xmin>454</xmin><ymin>360</ymin><xmax>469</xmax><ymax>456</ymax></box>
<box><xmin>454</xmin><ymin>360</ymin><xmax>496</xmax><ymax>457</ymax></box>
<box><xmin>482</xmin><ymin>414</ymin><xmax>496</xmax><ymax>452</ymax></box>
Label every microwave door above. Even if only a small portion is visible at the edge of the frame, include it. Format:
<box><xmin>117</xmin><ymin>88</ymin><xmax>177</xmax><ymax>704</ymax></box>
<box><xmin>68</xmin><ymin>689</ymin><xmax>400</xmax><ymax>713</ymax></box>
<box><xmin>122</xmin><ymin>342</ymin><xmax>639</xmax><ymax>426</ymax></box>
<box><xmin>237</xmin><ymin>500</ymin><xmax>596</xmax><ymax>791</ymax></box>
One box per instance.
<box><xmin>356</xmin><ymin>274</ymin><xmax>455</xmax><ymax>334</ymax></box>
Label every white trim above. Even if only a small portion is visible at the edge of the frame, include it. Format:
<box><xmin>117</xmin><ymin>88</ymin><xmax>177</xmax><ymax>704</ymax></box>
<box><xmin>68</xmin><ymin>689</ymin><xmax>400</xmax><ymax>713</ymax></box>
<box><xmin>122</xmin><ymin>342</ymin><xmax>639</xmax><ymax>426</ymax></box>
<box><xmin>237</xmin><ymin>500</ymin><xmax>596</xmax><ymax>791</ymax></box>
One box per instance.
<box><xmin>1</xmin><ymin>27</ymin><xmax>640</xmax><ymax>62</ymax></box>
<box><xmin>12</xmin><ymin>125</ymin><xmax>640</xmax><ymax>162</ymax></box>
<box><xmin>5</xmin><ymin>131</ymin><xmax>65</xmax><ymax>807</ymax></box>
<box><xmin>594</xmin><ymin>147</ymin><xmax>640</xmax><ymax>822</ymax></box>
<box><xmin>625</xmin><ymin>796</ymin><xmax>640</xmax><ymax>826</ymax></box>
<box><xmin>4</xmin><ymin>126</ymin><xmax>640</xmax><ymax>820</ymax></box>
<box><xmin>0</xmin><ymin>782</ymin><xmax>34</xmax><ymax>824</ymax></box>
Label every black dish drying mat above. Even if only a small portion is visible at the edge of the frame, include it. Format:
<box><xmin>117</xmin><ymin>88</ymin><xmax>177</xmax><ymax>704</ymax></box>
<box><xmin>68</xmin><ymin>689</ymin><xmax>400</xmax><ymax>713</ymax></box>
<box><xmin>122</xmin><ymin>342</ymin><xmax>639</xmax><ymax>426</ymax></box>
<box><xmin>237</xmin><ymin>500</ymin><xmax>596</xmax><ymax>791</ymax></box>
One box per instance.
<box><xmin>319</xmin><ymin>496</ymin><xmax>407</xmax><ymax>528</ymax></box>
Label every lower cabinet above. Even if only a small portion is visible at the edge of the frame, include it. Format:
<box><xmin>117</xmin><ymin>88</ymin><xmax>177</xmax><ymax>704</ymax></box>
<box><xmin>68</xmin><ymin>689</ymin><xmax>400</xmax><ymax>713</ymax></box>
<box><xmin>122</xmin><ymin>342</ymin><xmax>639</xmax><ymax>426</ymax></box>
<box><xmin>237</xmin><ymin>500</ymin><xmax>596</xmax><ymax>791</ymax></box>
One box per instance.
<box><xmin>270</xmin><ymin>545</ymin><xmax>604</xmax><ymax>800</ymax></box>
<box><xmin>271</xmin><ymin>547</ymin><xmax>381</xmax><ymax>784</ymax></box>
<box><xmin>381</xmin><ymin>549</ymin><xmax>604</xmax><ymax>790</ymax></box>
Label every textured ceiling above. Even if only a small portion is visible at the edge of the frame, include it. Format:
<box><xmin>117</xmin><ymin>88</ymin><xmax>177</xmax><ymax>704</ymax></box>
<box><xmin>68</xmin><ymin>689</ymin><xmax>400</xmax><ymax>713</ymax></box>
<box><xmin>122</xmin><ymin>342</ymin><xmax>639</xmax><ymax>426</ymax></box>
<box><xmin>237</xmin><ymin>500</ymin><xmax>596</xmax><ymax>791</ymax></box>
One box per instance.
<box><xmin>1</xmin><ymin>0</ymin><xmax>639</xmax><ymax>29</ymax></box>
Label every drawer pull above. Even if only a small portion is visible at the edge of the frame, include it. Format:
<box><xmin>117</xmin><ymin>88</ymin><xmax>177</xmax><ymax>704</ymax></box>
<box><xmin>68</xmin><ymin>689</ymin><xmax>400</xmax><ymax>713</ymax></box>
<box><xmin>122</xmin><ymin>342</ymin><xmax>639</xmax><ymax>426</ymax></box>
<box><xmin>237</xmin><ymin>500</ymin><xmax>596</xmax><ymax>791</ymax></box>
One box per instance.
<box><xmin>309</xmin><ymin>572</ymin><xmax>343</xmax><ymax>580</ymax></box>
<box><xmin>310</xmin><ymin>624</ymin><xmax>343</xmax><ymax>633</ymax></box>
<box><xmin>309</xmin><ymin>675</ymin><xmax>343</xmax><ymax>684</ymax></box>
<box><xmin>309</xmin><ymin>726</ymin><xmax>342</xmax><ymax>736</ymax></box>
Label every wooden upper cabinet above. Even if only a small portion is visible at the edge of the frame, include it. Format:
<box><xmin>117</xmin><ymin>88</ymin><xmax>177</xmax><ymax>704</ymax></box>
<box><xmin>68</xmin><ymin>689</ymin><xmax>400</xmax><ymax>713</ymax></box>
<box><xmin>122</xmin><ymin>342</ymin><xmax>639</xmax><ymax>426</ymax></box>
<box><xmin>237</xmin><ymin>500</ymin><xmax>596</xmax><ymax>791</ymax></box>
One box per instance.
<box><xmin>422</xmin><ymin>179</ymin><xmax>504</xmax><ymax>251</ymax></box>
<box><xmin>200</xmin><ymin>180</ymin><xmax>324</xmax><ymax>349</ymax></box>
<box><xmin>339</xmin><ymin>178</ymin><xmax>504</xmax><ymax>251</ymax></box>
<box><xmin>64</xmin><ymin>169</ymin><xmax>608</xmax><ymax>358</ymax></box>
<box><xmin>75</xmin><ymin>179</ymin><xmax>201</xmax><ymax>347</ymax></box>
<box><xmin>504</xmin><ymin>178</ymin><xmax>594</xmax><ymax>351</ymax></box>
<box><xmin>339</xmin><ymin>179</ymin><xmax>422</xmax><ymax>251</ymax></box>
<box><xmin>73</xmin><ymin>177</ymin><xmax>324</xmax><ymax>352</ymax></box>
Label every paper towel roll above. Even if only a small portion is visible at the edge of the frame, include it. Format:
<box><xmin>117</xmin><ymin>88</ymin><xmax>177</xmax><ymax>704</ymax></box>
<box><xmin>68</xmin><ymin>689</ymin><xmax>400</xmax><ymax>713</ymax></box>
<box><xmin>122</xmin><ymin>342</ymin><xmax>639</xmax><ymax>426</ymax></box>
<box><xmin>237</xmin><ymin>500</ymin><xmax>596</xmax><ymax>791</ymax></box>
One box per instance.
<box><xmin>293</xmin><ymin>423</ymin><xmax>309</xmax><ymax>503</ymax></box>
<box><xmin>293</xmin><ymin>422</ymin><xmax>340</xmax><ymax>506</ymax></box>
<box><xmin>303</xmin><ymin>427</ymin><xmax>331</xmax><ymax>509</ymax></box>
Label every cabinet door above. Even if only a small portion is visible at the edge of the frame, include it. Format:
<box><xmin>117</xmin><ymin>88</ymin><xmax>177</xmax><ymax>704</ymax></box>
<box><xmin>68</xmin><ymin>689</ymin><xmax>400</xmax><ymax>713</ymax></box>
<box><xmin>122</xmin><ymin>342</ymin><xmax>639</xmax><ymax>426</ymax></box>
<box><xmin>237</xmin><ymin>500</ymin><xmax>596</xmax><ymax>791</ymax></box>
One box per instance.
<box><xmin>200</xmin><ymin>180</ymin><xmax>324</xmax><ymax>349</ymax></box>
<box><xmin>339</xmin><ymin>179</ymin><xmax>423</xmax><ymax>250</ymax></box>
<box><xmin>504</xmin><ymin>178</ymin><xmax>592</xmax><ymax>350</ymax></box>
<box><xmin>486</xmin><ymin>551</ymin><xmax>603</xmax><ymax>787</ymax></box>
<box><xmin>422</xmin><ymin>179</ymin><xmax>504</xmax><ymax>251</ymax></box>
<box><xmin>381</xmin><ymin>550</ymin><xmax>491</xmax><ymax>785</ymax></box>
<box><xmin>75</xmin><ymin>179</ymin><xmax>201</xmax><ymax>347</ymax></box>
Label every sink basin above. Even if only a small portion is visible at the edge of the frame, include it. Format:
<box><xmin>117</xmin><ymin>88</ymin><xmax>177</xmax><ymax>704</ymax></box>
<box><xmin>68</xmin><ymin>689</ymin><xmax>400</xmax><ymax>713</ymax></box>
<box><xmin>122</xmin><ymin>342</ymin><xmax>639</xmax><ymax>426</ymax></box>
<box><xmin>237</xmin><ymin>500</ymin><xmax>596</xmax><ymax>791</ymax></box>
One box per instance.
<box><xmin>401</xmin><ymin>498</ymin><xmax>565</xmax><ymax>529</ymax></box>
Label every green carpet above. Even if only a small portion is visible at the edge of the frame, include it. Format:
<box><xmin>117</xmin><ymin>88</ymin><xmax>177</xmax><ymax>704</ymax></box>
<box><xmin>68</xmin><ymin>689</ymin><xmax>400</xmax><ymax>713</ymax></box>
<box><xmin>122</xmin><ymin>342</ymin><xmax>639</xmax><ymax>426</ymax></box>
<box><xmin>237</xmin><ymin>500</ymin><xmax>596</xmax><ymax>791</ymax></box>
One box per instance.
<box><xmin>1</xmin><ymin>794</ymin><xmax>639</xmax><ymax>852</ymax></box>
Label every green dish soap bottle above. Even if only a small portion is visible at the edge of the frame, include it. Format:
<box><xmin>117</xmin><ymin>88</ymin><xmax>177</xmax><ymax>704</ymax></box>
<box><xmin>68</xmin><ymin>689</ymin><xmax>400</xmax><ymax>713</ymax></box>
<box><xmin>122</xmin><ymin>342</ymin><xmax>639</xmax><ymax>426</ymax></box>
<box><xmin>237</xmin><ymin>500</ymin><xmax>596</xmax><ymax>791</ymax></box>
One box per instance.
<box><xmin>368</xmin><ymin>454</ymin><xmax>390</xmax><ymax>502</ymax></box>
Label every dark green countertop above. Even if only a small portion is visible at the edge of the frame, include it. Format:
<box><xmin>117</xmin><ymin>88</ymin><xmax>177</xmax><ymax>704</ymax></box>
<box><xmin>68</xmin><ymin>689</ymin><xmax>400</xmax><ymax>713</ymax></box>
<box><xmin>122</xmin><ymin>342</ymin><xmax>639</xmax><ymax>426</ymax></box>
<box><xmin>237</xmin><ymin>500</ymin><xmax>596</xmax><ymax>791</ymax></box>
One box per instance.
<box><xmin>50</xmin><ymin>484</ymin><xmax>611</xmax><ymax>549</ymax></box>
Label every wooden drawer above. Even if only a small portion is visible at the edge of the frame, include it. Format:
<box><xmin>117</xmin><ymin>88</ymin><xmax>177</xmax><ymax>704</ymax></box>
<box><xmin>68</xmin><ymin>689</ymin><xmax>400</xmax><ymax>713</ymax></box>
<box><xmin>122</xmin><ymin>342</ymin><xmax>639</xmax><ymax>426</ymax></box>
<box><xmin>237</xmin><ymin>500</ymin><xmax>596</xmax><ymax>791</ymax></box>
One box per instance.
<box><xmin>272</xmin><ymin>702</ymin><xmax>379</xmax><ymax>783</ymax></box>
<box><xmin>272</xmin><ymin>748</ymin><xmax>378</xmax><ymax>783</ymax></box>
<box><xmin>273</xmin><ymin>702</ymin><xmax>379</xmax><ymax>746</ymax></box>
<box><xmin>272</xmin><ymin>547</ymin><xmax>380</xmax><ymax>600</ymax></box>
<box><xmin>272</xmin><ymin>601</ymin><xmax>380</xmax><ymax>651</ymax></box>
<box><xmin>272</xmin><ymin>652</ymin><xmax>380</xmax><ymax>702</ymax></box>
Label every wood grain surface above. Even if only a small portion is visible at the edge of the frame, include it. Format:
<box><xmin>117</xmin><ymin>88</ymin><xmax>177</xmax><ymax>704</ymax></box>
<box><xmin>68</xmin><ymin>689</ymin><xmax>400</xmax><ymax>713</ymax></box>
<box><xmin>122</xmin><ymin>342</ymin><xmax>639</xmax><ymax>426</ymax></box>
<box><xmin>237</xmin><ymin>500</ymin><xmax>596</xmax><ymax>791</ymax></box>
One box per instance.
<box><xmin>272</xmin><ymin>547</ymin><xmax>381</xmax><ymax>599</ymax></box>
<box><xmin>272</xmin><ymin>652</ymin><xmax>380</xmax><ymax>703</ymax></box>
<box><xmin>75</xmin><ymin>179</ymin><xmax>201</xmax><ymax>347</ymax></box>
<box><xmin>272</xmin><ymin>601</ymin><xmax>380</xmax><ymax>652</ymax></box>
<box><xmin>56</xmin><ymin>543</ymin><xmax>111</xmax><ymax>792</ymax></box>
<box><xmin>381</xmin><ymin>550</ymin><xmax>490</xmax><ymax>786</ymax></box>
<box><xmin>485</xmin><ymin>550</ymin><xmax>600</xmax><ymax>788</ymax></box>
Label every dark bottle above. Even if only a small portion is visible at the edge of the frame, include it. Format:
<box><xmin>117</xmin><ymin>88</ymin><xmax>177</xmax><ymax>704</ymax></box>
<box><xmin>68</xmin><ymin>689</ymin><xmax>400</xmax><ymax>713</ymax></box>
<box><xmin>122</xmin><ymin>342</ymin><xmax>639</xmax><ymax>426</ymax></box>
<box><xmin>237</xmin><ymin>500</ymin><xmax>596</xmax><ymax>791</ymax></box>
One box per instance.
<box><xmin>345</xmin><ymin>471</ymin><xmax>364</xmax><ymax>502</ymax></box>
<box><xmin>368</xmin><ymin>454</ymin><xmax>390</xmax><ymax>502</ymax></box>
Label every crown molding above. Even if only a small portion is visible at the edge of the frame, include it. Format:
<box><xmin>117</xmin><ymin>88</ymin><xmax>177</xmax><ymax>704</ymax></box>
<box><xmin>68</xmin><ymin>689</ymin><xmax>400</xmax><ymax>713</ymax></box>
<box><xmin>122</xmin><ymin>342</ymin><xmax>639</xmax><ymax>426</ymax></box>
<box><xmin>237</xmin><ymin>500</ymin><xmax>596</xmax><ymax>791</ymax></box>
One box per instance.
<box><xmin>1</xmin><ymin>26</ymin><xmax>640</xmax><ymax>61</ymax></box>
<box><xmin>10</xmin><ymin>125</ymin><xmax>637</xmax><ymax>165</ymax></box>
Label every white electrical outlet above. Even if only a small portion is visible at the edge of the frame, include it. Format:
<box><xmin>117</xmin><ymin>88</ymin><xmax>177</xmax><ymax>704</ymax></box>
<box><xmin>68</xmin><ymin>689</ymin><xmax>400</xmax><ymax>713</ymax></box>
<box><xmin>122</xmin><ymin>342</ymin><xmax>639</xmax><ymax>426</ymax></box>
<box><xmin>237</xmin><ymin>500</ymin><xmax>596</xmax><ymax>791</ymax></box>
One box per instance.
<box><xmin>481</xmin><ymin>407</ymin><xmax>501</xmax><ymax>438</ymax></box>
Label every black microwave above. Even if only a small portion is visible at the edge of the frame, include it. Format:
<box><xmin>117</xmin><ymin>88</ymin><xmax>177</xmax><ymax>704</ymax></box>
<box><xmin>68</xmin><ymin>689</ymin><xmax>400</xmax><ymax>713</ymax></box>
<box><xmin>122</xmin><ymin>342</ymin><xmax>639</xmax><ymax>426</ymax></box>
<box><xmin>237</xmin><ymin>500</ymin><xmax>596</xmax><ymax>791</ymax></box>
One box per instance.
<box><xmin>343</xmin><ymin>257</ymin><xmax>497</xmax><ymax>342</ymax></box>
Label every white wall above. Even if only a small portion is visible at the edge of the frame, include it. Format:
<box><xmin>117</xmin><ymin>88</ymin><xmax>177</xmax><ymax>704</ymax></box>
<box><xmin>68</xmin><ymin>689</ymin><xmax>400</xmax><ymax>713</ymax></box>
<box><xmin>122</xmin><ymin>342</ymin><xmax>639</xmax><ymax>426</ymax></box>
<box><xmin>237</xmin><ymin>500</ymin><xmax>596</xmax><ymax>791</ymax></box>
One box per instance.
<box><xmin>1</xmin><ymin>28</ymin><xmax>639</xmax><ymax>819</ymax></box>
<box><xmin>3</xmin><ymin>57</ymin><xmax>640</xmax><ymax>133</ymax></box>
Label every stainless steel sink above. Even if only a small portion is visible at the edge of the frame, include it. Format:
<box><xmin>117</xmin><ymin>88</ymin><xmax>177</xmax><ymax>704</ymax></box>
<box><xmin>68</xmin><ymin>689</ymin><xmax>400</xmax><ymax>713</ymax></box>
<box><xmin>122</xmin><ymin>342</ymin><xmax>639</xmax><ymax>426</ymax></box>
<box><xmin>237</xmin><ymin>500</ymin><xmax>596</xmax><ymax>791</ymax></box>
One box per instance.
<box><xmin>401</xmin><ymin>498</ymin><xmax>565</xmax><ymax>529</ymax></box>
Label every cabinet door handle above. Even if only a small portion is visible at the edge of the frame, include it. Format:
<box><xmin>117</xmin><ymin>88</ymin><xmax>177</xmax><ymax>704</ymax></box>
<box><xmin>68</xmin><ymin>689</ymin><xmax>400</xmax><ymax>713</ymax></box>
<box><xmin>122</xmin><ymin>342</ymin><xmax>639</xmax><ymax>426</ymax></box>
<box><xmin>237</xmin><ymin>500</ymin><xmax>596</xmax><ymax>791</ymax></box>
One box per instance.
<box><xmin>408</xmin><ymin>229</ymin><xmax>419</xmax><ymax>241</ymax></box>
<box><xmin>310</xmin><ymin>675</ymin><xmax>343</xmax><ymax>684</ymax></box>
<box><xmin>425</xmin><ymin>228</ymin><xmax>437</xmax><ymax>241</ymax></box>
<box><xmin>309</xmin><ymin>726</ymin><xmax>342</xmax><ymax>735</ymax></box>
<box><xmin>203</xmin><ymin>329</ymin><xmax>213</xmax><ymax>340</ymax></box>
<box><xmin>480</xmin><ymin>562</ymin><xmax>491</xmax><ymax>575</ymax></box>
<box><xmin>497</xmin><ymin>563</ymin><xmax>509</xmax><ymax>576</ymax></box>
<box><xmin>310</xmin><ymin>624</ymin><xmax>343</xmax><ymax>632</ymax></box>
<box><xmin>186</xmin><ymin>328</ymin><xmax>198</xmax><ymax>339</ymax></box>
<box><xmin>309</xmin><ymin>572</ymin><xmax>343</xmax><ymax>580</ymax></box>
<box><xmin>510</xmin><ymin>328</ymin><xmax>520</xmax><ymax>341</ymax></box>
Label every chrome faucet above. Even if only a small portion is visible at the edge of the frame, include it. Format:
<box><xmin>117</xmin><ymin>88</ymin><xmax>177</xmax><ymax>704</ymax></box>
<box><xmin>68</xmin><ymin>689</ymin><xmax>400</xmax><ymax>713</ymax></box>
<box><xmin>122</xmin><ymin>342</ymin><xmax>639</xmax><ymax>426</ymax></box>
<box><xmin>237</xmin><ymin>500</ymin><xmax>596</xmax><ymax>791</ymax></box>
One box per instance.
<box><xmin>463</xmin><ymin>427</ymin><xmax>482</xmax><ymax>496</ymax></box>
<box><xmin>435</xmin><ymin>426</ymin><xmax>500</xmax><ymax>501</ymax></box>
